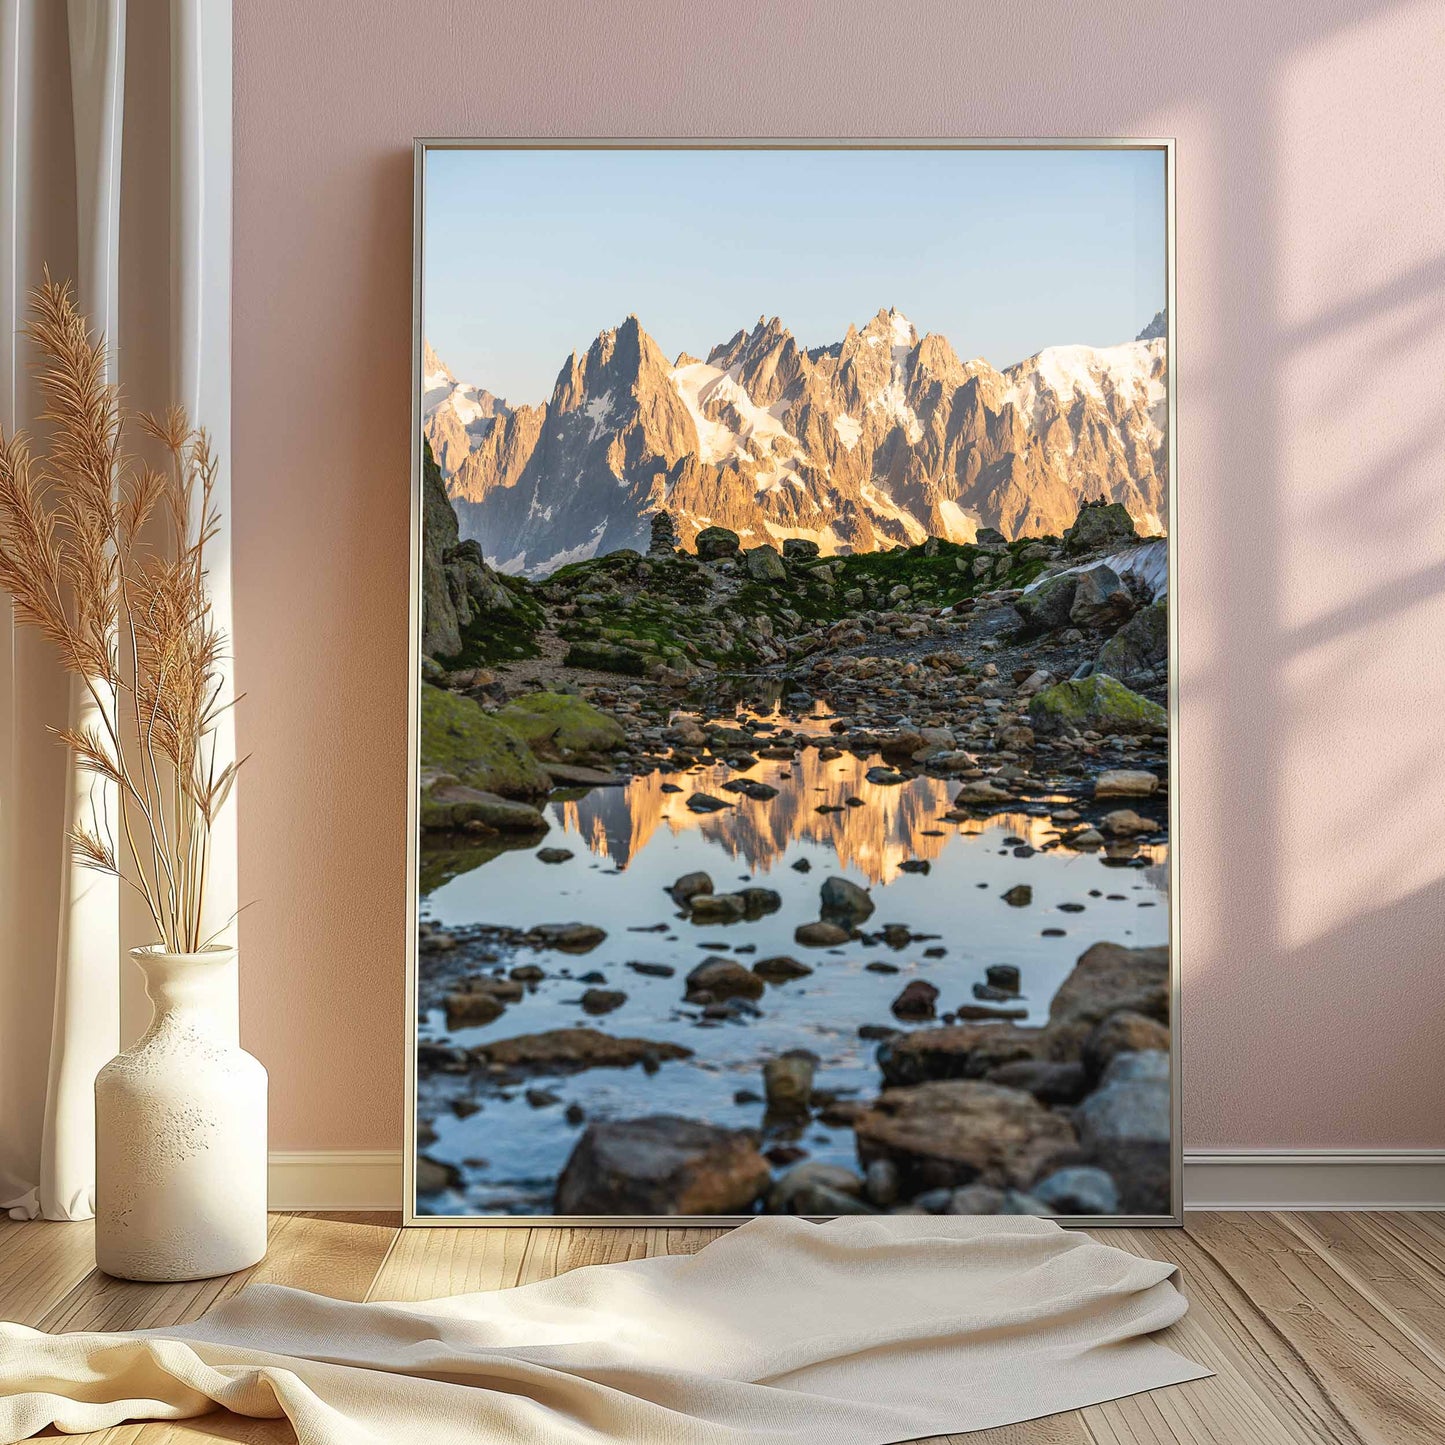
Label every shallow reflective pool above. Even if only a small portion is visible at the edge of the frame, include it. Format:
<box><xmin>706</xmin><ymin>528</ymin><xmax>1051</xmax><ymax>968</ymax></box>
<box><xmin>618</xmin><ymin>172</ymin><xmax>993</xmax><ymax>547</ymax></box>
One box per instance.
<box><xmin>419</xmin><ymin>747</ymin><xmax>1168</xmax><ymax>1214</ymax></box>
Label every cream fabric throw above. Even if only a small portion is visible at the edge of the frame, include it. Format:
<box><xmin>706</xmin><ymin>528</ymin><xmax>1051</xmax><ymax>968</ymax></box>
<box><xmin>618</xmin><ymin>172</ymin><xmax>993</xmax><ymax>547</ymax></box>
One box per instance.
<box><xmin>0</xmin><ymin>1216</ymin><xmax>1209</xmax><ymax>1444</ymax></box>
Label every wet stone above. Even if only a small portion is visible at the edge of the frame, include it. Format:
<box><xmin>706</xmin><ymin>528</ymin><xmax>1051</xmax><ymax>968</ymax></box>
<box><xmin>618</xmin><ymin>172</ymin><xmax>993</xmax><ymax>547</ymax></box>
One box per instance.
<box><xmin>986</xmin><ymin>964</ymin><xmax>1022</xmax><ymax>993</ymax></box>
<box><xmin>686</xmin><ymin>792</ymin><xmax>733</xmax><ymax>813</ymax></box>
<box><xmin>753</xmin><ymin>955</ymin><xmax>813</xmax><ymax>983</ymax></box>
<box><xmin>891</xmin><ymin>979</ymin><xmax>940</xmax><ymax>1020</ymax></box>
<box><xmin>795</xmin><ymin>921</ymin><xmax>851</xmax><ymax>947</ymax></box>
<box><xmin>580</xmin><ymin>988</ymin><xmax>626</xmax><ymax>1015</ymax></box>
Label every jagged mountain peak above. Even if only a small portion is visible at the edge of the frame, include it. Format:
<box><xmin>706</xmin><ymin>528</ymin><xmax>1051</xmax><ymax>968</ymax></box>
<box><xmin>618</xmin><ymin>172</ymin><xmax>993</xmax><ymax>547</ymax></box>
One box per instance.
<box><xmin>445</xmin><ymin>308</ymin><xmax>1169</xmax><ymax>575</ymax></box>
<box><xmin>423</xmin><ymin>340</ymin><xmax>454</xmax><ymax>390</ymax></box>
<box><xmin>1136</xmin><ymin>309</ymin><xmax>1167</xmax><ymax>341</ymax></box>
<box><xmin>709</xmin><ymin>312</ymin><xmax>791</xmax><ymax>365</ymax></box>
<box><xmin>860</xmin><ymin>306</ymin><xmax>918</xmax><ymax>350</ymax></box>
<box><xmin>705</xmin><ymin>313</ymin><xmax>809</xmax><ymax>410</ymax></box>
<box><xmin>421</xmin><ymin>341</ymin><xmax>511</xmax><ymax>478</ymax></box>
<box><xmin>911</xmin><ymin>331</ymin><xmax>962</xmax><ymax>375</ymax></box>
<box><xmin>552</xmin><ymin>315</ymin><xmax>673</xmax><ymax>412</ymax></box>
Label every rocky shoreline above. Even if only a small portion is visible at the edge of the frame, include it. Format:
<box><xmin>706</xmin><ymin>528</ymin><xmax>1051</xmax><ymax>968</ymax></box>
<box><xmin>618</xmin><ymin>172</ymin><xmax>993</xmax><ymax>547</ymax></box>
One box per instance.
<box><xmin>416</xmin><ymin>487</ymin><xmax>1172</xmax><ymax>1217</ymax></box>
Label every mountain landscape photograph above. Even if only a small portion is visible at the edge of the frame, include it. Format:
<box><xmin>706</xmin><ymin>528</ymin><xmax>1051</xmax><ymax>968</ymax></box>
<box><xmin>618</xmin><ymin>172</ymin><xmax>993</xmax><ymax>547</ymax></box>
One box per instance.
<box><xmin>413</xmin><ymin>145</ymin><xmax>1175</xmax><ymax>1220</ymax></box>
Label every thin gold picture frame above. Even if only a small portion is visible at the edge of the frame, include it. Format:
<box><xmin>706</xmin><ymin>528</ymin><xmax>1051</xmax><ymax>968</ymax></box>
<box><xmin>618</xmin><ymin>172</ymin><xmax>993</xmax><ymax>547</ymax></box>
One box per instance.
<box><xmin>403</xmin><ymin>137</ymin><xmax>1180</xmax><ymax>1228</ymax></box>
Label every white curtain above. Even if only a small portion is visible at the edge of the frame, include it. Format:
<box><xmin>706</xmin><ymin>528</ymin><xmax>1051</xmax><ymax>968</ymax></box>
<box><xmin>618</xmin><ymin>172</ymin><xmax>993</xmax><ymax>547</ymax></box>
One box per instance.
<box><xmin>0</xmin><ymin>0</ymin><xmax>234</xmax><ymax>1222</ymax></box>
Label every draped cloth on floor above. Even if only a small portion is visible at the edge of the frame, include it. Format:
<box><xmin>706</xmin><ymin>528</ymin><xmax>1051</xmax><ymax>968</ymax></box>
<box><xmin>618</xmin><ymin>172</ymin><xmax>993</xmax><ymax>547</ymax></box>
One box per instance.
<box><xmin>0</xmin><ymin>1216</ymin><xmax>1209</xmax><ymax>1444</ymax></box>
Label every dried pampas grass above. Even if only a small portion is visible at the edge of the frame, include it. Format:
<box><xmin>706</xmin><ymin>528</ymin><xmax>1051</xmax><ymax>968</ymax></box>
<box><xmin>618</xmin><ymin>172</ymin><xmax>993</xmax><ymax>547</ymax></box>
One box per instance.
<box><xmin>0</xmin><ymin>270</ymin><xmax>242</xmax><ymax>953</ymax></box>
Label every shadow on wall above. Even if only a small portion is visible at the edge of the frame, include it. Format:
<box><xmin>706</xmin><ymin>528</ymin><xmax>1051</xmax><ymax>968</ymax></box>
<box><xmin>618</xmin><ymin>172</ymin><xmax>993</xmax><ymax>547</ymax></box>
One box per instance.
<box><xmin>229</xmin><ymin>0</ymin><xmax>1445</xmax><ymax>1153</ymax></box>
<box><xmin>1178</xmin><ymin>0</ymin><xmax>1445</xmax><ymax>1146</ymax></box>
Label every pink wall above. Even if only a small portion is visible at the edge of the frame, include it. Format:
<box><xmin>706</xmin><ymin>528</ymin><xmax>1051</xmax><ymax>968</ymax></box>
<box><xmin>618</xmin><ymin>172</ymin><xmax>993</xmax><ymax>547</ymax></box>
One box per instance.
<box><xmin>232</xmin><ymin>0</ymin><xmax>1445</xmax><ymax>1152</ymax></box>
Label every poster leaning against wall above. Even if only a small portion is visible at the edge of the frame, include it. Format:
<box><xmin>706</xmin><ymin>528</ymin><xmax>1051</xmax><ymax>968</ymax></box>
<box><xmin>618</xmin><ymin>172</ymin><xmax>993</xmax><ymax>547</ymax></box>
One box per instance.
<box><xmin>406</xmin><ymin>140</ymin><xmax>1179</xmax><ymax>1226</ymax></box>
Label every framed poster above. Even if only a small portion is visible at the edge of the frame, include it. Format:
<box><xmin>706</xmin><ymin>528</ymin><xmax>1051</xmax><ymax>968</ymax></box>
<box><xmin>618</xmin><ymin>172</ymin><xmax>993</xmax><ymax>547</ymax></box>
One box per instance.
<box><xmin>406</xmin><ymin>140</ymin><xmax>1179</xmax><ymax>1225</ymax></box>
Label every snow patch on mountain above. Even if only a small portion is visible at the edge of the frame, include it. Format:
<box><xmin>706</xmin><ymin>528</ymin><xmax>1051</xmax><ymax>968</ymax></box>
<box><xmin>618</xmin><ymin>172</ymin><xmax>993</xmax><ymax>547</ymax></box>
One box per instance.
<box><xmin>448</xmin><ymin>386</ymin><xmax>487</xmax><ymax>425</ymax></box>
<box><xmin>935</xmin><ymin>498</ymin><xmax>981</xmax><ymax>543</ymax></box>
<box><xmin>860</xmin><ymin>480</ymin><xmax>929</xmax><ymax>543</ymax></box>
<box><xmin>1004</xmin><ymin>340</ymin><xmax>1164</xmax><ymax>440</ymax></box>
<box><xmin>421</xmin><ymin>342</ymin><xmax>511</xmax><ymax>476</ymax></box>
<box><xmin>868</xmin><ymin>372</ymin><xmax>925</xmax><ymax>444</ymax></box>
<box><xmin>1025</xmin><ymin>537</ymin><xmax>1169</xmax><ymax>600</ymax></box>
<box><xmin>669</xmin><ymin>361</ymin><xmax>804</xmax><ymax>467</ymax></box>
<box><xmin>531</xmin><ymin>522</ymin><xmax>609</xmax><ymax>575</ymax></box>
<box><xmin>583</xmin><ymin>390</ymin><xmax>615</xmax><ymax>441</ymax></box>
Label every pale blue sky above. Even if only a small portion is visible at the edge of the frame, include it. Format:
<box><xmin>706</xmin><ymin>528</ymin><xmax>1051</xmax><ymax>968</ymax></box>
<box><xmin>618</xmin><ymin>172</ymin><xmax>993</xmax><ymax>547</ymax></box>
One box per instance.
<box><xmin>424</xmin><ymin>147</ymin><xmax>1166</xmax><ymax>405</ymax></box>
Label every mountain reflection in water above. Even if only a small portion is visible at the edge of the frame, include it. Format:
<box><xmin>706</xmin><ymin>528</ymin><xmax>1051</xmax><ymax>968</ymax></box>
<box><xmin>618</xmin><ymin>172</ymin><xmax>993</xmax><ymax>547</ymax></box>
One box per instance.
<box><xmin>554</xmin><ymin>749</ymin><xmax>1165</xmax><ymax>885</ymax></box>
<box><xmin>419</xmin><ymin>746</ymin><xmax>1169</xmax><ymax>1215</ymax></box>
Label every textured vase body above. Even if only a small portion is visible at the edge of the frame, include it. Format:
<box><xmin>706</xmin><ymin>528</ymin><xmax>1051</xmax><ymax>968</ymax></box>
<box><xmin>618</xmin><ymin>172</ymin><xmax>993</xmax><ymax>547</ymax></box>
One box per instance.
<box><xmin>94</xmin><ymin>947</ymin><xmax>267</xmax><ymax>1280</ymax></box>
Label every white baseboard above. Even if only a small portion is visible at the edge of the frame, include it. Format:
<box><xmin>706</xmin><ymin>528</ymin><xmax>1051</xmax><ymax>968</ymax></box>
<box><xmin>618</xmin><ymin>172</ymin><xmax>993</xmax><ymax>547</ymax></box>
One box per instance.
<box><xmin>269</xmin><ymin>1151</ymin><xmax>403</xmax><ymax>1211</ymax></box>
<box><xmin>268</xmin><ymin>1148</ymin><xmax>1445</xmax><ymax>1214</ymax></box>
<box><xmin>1183</xmin><ymin>1149</ymin><xmax>1445</xmax><ymax>1211</ymax></box>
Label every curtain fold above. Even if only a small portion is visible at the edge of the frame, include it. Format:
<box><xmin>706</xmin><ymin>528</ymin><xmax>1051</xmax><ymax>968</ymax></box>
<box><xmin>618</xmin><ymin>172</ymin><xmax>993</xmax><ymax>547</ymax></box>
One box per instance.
<box><xmin>0</xmin><ymin>0</ymin><xmax>234</xmax><ymax>1223</ymax></box>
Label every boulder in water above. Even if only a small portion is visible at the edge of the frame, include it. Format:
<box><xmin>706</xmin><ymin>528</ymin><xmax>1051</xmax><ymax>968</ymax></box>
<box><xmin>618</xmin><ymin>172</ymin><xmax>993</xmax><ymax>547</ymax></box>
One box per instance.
<box><xmin>556</xmin><ymin>1116</ymin><xmax>770</xmax><ymax>1215</ymax></box>
<box><xmin>820</xmin><ymin>876</ymin><xmax>875</xmax><ymax>924</ymax></box>
<box><xmin>685</xmin><ymin>957</ymin><xmax>765</xmax><ymax>1001</ymax></box>
<box><xmin>470</xmin><ymin>1028</ymin><xmax>692</xmax><ymax>1075</ymax></box>
<box><xmin>853</xmin><ymin>1080</ymin><xmax>1079</xmax><ymax>1196</ymax></box>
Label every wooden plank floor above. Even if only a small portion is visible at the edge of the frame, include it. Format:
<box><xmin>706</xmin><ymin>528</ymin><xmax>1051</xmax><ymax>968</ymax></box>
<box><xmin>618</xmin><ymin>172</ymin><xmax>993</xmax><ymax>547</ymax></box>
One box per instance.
<box><xmin>3</xmin><ymin>1212</ymin><xmax>1444</xmax><ymax>1443</ymax></box>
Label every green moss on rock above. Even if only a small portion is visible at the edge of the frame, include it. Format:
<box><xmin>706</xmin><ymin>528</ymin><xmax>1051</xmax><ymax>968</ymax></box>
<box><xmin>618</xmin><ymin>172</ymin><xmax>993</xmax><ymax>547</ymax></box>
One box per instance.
<box><xmin>1095</xmin><ymin>599</ymin><xmax>1168</xmax><ymax>686</ymax></box>
<box><xmin>419</xmin><ymin>782</ymin><xmax>548</xmax><ymax>833</ymax></box>
<box><xmin>694</xmin><ymin>525</ymin><xmax>741</xmax><ymax>560</ymax></box>
<box><xmin>1061</xmin><ymin>501</ymin><xmax>1138</xmax><ymax>556</ymax></box>
<box><xmin>562</xmin><ymin>640</ymin><xmax>655</xmax><ymax>675</ymax></box>
<box><xmin>494</xmin><ymin>692</ymin><xmax>626</xmax><ymax>760</ymax></box>
<box><xmin>420</xmin><ymin>440</ymin><xmax>543</xmax><ymax>667</ymax></box>
<box><xmin>419</xmin><ymin>684</ymin><xmax>551</xmax><ymax>798</ymax></box>
<box><xmin>1029</xmin><ymin>673</ymin><xmax>1167</xmax><ymax>737</ymax></box>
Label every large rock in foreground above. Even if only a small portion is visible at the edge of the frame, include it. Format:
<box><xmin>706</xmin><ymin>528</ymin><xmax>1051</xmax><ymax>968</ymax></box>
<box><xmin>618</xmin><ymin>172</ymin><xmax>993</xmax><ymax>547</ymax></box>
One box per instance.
<box><xmin>469</xmin><ymin>1028</ymin><xmax>692</xmax><ymax>1075</ymax></box>
<box><xmin>743</xmin><ymin>544</ymin><xmax>787</xmax><ymax>583</ymax></box>
<box><xmin>419</xmin><ymin>685</ymin><xmax>552</xmax><ymax>799</ymax></box>
<box><xmin>878</xmin><ymin>1023</ymin><xmax>1050</xmax><ymax>1086</ymax></box>
<box><xmin>1076</xmin><ymin>1050</ymin><xmax>1172</xmax><ymax>1214</ymax></box>
<box><xmin>1048</xmin><ymin>941</ymin><xmax>1170</xmax><ymax>1032</ymax></box>
<box><xmin>494</xmin><ymin>692</ymin><xmax>625</xmax><ymax>761</ymax></box>
<box><xmin>419</xmin><ymin>783</ymin><xmax>547</xmax><ymax>833</ymax></box>
<box><xmin>556</xmin><ymin>1116</ymin><xmax>770</xmax><ymax>1215</ymax></box>
<box><xmin>853</xmin><ymin>1080</ymin><xmax>1079</xmax><ymax>1196</ymax></box>
<box><xmin>1095</xmin><ymin>599</ymin><xmax>1168</xmax><ymax>686</ymax></box>
<box><xmin>1029</xmin><ymin>674</ymin><xmax>1166</xmax><ymax>737</ymax></box>
<box><xmin>1014</xmin><ymin>571</ymin><xmax>1079</xmax><ymax>633</ymax></box>
<box><xmin>1068</xmin><ymin>564</ymin><xmax>1135</xmax><ymax>629</ymax></box>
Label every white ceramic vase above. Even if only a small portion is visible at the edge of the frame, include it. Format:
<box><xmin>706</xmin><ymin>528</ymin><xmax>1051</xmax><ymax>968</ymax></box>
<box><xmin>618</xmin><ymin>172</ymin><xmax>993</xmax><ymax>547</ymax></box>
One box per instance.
<box><xmin>94</xmin><ymin>946</ymin><xmax>268</xmax><ymax>1281</ymax></box>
